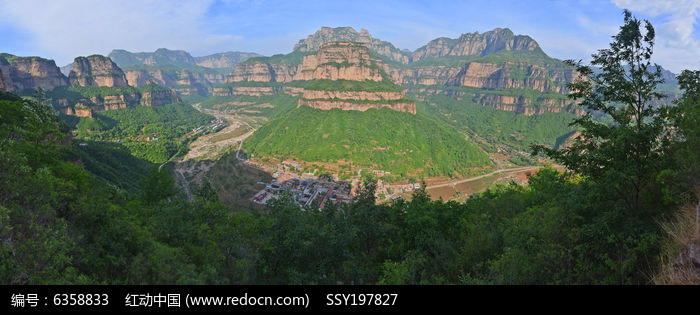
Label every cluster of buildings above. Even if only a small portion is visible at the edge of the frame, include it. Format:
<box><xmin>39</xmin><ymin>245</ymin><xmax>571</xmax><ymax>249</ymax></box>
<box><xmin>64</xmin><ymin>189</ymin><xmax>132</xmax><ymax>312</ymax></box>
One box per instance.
<box><xmin>252</xmin><ymin>176</ymin><xmax>355</xmax><ymax>210</ymax></box>
<box><xmin>191</xmin><ymin>118</ymin><xmax>226</xmax><ymax>135</ymax></box>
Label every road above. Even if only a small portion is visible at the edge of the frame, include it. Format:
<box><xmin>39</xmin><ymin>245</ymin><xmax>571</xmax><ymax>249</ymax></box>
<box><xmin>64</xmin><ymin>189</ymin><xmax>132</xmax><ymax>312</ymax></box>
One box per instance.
<box><xmin>426</xmin><ymin>166</ymin><xmax>538</xmax><ymax>190</ymax></box>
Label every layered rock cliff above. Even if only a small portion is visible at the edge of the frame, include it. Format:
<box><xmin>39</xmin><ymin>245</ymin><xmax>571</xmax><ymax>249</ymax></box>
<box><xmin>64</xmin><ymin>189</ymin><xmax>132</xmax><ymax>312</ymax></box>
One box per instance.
<box><xmin>294</xmin><ymin>27</ymin><xmax>410</xmax><ymax>64</ymax></box>
<box><xmin>411</xmin><ymin>28</ymin><xmax>540</xmax><ymax>61</ymax></box>
<box><xmin>108</xmin><ymin>48</ymin><xmax>258</xmax><ymax>95</ymax></box>
<box><xmin>0</xmin><ymin>54</ymin><xmax>68</xmax><ymax>93</ymax></box>
<box><xmin>295</xmin><ymin>42</ymin><xmax>385</xmax><ymax>81</ymax></box>
<box><xmin>293</xmin><ymin>42</ymin><xmax>415</xmax><ymax>114</ymax></box>
<box><xmin>69</xmin><ymin>55</ymin><xmax>129</xmax><ymax>87</ymax></box>
<box><xmin>123</xmin><ymin>68</ymin><xmax>224</xmax><ymax>89</ymax></box>
<box><xmin>195</xmin><ymin>52</ymin><xmax>262</xmax><ymax>69</ymax></box>
<box><xmin>0</xmin><ymin>68</ymin><xmax>5</xmax><ymax>92</ymax></box>
<box><xmin>226</xmin><ymin>27</ymin><xmax>581</xmax><ymax>115</ymax></box>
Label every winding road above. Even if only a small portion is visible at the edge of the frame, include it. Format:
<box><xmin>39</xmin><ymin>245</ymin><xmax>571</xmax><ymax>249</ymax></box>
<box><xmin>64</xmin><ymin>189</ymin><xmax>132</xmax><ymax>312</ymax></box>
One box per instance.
<box><xmin>426</xmin><ymin>166</ymin><xmax>539</xmax><ymax>190</ymax></box>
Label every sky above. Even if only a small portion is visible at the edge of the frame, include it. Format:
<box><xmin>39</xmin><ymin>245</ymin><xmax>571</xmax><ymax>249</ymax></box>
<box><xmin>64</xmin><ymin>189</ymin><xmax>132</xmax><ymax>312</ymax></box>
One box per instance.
<box><xmin>0</xmin><ymin>0</ymin><xmax>698</xmax><ymax>73</ymax></box>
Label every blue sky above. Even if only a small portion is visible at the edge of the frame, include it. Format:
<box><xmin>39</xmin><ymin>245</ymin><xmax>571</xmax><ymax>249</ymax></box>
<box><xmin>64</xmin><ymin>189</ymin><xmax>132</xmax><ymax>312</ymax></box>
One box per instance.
<box><xmin>0</xmin><ymin>0</ymin><xmax>698</xmax><ymax>72</ymax></box>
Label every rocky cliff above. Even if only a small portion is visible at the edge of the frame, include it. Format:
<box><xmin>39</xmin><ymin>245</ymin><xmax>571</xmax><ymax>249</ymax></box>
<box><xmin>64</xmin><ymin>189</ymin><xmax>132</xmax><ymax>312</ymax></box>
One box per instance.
<box><xmin>0</xmin><ymin>54</ymin><xmax>68</xmax><ymax>93</ymax></box>
<box><xmin>123</xmin><ymin>68</ymin><xmax>224</xmax><ymax>89</ymax></box>
<box><xmin>69</xmin><ymin>55</ymin><xmax>129</xmax><ymax>87</ymax></box>
<box><xmin>295</xmin><ymin>42</ymin><xmax>386</xmax><ymax>81</ymax></box>
<box><xmin>411</xmin><ymin>28</ymin><xmax>540</xmax><ymax>61</ymax></box>
<box><xmin>108</xmin><ymin>48</ymin><xmax>257</xmax><ymax>95</ymax></box>
<box><xmin>227</xmin><ymin>27</ymin><xmax>577</xmax><ymax>115</ymax></box>
<box><xmin>294</xmin><ymin>27</ymin><xmax>410</xmax><ymax>64</ymax></box>
<box><xmin>0</xmin><ymin>68</ymin><xmax>5</xmax><ymax>92</ymax></box>
<box><xmin>194</xmin><ymin>51</ymin><xmax>262</xmax><ymax>69</ymax></box>
<box><xmin>292</xmin><ymin>42</ymin><xmax>415</xmax><ymax>114</ymax></box>
<box><xmin>140</xmin><ymin>89</ymin><xmax>179</xmax><ymax>106</ymax></box>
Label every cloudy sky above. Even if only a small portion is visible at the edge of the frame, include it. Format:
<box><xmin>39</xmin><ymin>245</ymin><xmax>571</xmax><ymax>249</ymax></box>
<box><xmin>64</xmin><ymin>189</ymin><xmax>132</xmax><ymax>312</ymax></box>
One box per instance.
<box><xmin>0</xmin><ymin>0</ymin><xmax>698</xmax><ymax>72</ymax></box>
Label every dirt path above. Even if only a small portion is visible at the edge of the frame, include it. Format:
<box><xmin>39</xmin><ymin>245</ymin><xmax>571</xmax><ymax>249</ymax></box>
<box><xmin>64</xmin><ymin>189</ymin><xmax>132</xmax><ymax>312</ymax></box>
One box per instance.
<box><xmin>183</xmin><ymin>103</ymin><xmax>258</xmax><ymax>161</ymax></box>
<box><xmin>426</xmin><ymin>166</ymin><xmax>539</xmax><ymax>190</ymax></box>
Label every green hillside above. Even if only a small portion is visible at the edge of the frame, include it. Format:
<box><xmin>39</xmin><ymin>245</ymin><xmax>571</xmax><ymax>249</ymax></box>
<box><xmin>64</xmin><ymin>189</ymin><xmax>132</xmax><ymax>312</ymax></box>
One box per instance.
<box><xmin>67</xmin><ymin>102</ymin><xmax>213</xmax><ymax>163</ymax></box>
<box><xmin>243</xmin><ymin>106</ymin><xmax>491</xmax><ymax>178</ymax></box>
<box><xmin>416</xmin><ymin>93</ymin><xmax>578</xmax><ymax>162</ymax></box>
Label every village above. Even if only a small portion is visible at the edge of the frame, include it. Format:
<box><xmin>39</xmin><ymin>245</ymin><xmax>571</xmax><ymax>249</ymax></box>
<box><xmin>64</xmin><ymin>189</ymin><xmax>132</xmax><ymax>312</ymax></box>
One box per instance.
<box><xmin>250</xmin><ymin>158</ymin><xmax>425</xmax><ymax>209</ymax></box>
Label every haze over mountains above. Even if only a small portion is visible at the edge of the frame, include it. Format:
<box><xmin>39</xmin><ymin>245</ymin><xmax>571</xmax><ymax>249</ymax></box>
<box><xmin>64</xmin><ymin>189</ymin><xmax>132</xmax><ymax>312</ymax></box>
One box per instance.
<box><xmin>1</xmin><ymin>26</ymin><xmax>680</xmax><ymax>113</ymax></box>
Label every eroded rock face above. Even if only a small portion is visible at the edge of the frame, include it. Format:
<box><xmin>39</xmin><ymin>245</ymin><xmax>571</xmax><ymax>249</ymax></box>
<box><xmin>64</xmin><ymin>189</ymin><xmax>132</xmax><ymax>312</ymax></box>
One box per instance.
<box><xmin>227</xmin><ymin>27</ymin><xmax>583</xmax><ymax>115</ymax></box>
<box><xmin>411</xmin><ymin>28</ymin><xmax>539</xmax><ymax>61</ymax></box>
<box><xmin>0</xmin><ymin>68</ymin><xmax>5</xmax><ymax>92</ymax></box>
<box><xmin>124</xmin><ymin>68</ymin><xmax>224</xmax><ymax>91</ymax></box>
<box><xmin>294</xmin><ymin>27</ymin><xmax>409</xmax><ymax>64</ymax></box>
<box><xmin>140</xmin><ymin>90</ymin><xmax>178</xmax><ymax>106</ymax></box>
<box><xmin>0</xmin><ymin>55</ymin><xmax>68</xmax><ymax>92</ymax></box>
<box><xmin>295</xmin><ymin>42</ymin><xmax>385</xmax><ymax>81</ymax></box>
<box><xmin>301</xmin><ymin>89</ymin><xmax>404</xmax><ymax>102</ymax></box>
<box><xmin>298</xmin><ymin>99</ymin><xmax>416</xmax><ymax>114</ymax></box>
<box><xmin>69</xmin><ymin>55</ymin><xmax>128</xmax><ymax>87</ymax></box>
<box><xmin>195</xmin><ymin>52</ymin><xmax>262</xmax><ymax>69</ymax></box>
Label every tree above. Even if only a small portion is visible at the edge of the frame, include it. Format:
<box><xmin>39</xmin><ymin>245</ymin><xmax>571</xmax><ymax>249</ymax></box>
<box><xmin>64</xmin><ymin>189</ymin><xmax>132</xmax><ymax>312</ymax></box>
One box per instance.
<box><xmin>532</xmin><ymin>10</ymin><xmax>669</xmax><ymax>214</ymax></box>
<box><xmin>663</xmin><ymin>70</ymin><xmax>700</xmax><ymax>200</ymax></box>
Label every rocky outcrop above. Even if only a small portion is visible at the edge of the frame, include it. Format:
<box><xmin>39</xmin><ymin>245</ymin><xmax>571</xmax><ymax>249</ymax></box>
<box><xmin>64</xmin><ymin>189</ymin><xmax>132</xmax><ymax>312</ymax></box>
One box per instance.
<box><xmin>293</xmin><ymin>42</ymin><xmax>415</xmax><ymax>114</ymax></box>
<box><xmin>140</xmin><ymin>89</ymin><xmax>178</xmax><ymax>106</ymax></box>
<box><xmin>123</xmin><ymin>68</ymin><xmax>224</xmax><ymax>92</ymax></box>
<box><xmin>0</xmin><ymin>54</ymin><xmax>68</xmax><ymax>93</ymax></box>
<box><xmin>447</xmin><ymin>61</ymin><xmax>574</xmax><ymax>93</ymax></box>
<box><xmin>227</xmin><ymin>62</ymin><xmax>298</xmax><ymax>83</ymax></box>
<box><xmin>69</xmin><ymin>55</ymin><xmax>128</xmax><ymax>87</ymax></box>
<box><xmin>195</xmin><ymin>52</ymin><xmax>261</xmax><ymax>69</ymax></box>
<box><xmin>476</xmin><ymin>94</ymin><xmax>580</xmax><ymax>115</ymax></box>
<box><xmin>411</xmin><ymin>28</ymin><xmax>540</xmax><ymax>61</ymax></box>
<box><xmin>213</xmin><ymin>86</ymin><xmax>279</xmax><ymax>97</ymax></box>
<box><xmin>226</xmin><ymin>27</ymin><xmax>585</xmax><ymax>115</ymax></box>
<box><xmin>294</xmin><ymin>27</ymin><xmax>409</xmax><ymax>64</ymax></box>
<box><xmin>301</xmin><ymin>89</ymin><xmax>404</xmax><ymax>102</ymax></box>
<box><xmin>144</xmin><ymin>48</ymin><xmax>195</xmax><ymax>65</ymax></box>
<box><xmin>298</xmin><ymin>99</ymin><xmax>416</xmax><ymax>114</ymax></box>
<box><xmin>109</xmin><ymin>49</ymin><xmax>252</xmax><ymax>96</ymax></box>
<box><xmin>0</xmin><ymin>68</ymin><xmax>5</xmax><ymax>92</ymax></box>
<box><xmin>295</xmin><ymin>42</ymin><xmax>385</xmax><ymax>81</ymax></box>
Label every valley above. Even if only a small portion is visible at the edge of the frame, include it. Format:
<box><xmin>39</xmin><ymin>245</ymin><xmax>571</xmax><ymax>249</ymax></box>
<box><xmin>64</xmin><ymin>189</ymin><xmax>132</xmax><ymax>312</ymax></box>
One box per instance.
<box><xmin>1</xmin><ymin>4</ymin><xmax>697</xmax><ymax>286</ymax></box>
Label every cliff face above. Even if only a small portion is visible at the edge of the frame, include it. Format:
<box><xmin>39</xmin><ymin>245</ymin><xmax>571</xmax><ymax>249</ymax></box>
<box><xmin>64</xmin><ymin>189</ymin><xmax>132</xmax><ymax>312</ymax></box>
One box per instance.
<box><xmin>123</xmin><ymin>68</ymin><xmax>224</xmax><ymax>88</ymax></box>
<box><xmin>298</xmin><ymin>99</ymin><xmax>416</xmax><ymax>114</ymax></box>
<box><xmin>108</xmin><ymin>49</ymin><xmax>259</xmax><ymax>95</ymax></box>
<box><xmin>69</xmin><ymin>55</ymin><xmax>128</xmax><ymax>87</ymax></box>
<box><xmin>195</xmin><ymin>52</ymin><xmax>262</xmax><ymax>69</ymax></box>
<box><xmin>140</xmin><ymin>89</ymin><xmax>178</xmax><ymax>106</ymax></box>
<box><xmin>224</xmin><ymin>27</ymin><xmax>597</xmax><ymax>116</ymax></box>
<box><xmin>0</xmin><ymin>68</ymin><xmax>5</xmax><ymax>91</ymax></box>
<box><xmin>411</xmin><ymin>28</ymin><xmax>540</xmax><ymax>61</ymax></box>
<box><xmin>0</xmin><ymin>54</ymin><xmax>68</xmax><ymax>93</ymax></box>
<box><xmin>144</xmin><ymin>48</ymin><xmax>195</xmax><ymax>65</ymax></box>
<box><xmin>295</xmin><ymin>42</ymin><xmax>385</xmax><ymax>81</ymax></box>
<box><xmin>294</xmin><ymin>27</ymin><xmax>409</xmax><ymax>64</ymax></box>
<box><xmin>293</xmin><ymin>42</ymin><xmax>415</xmax><ymax>114</ymax></box>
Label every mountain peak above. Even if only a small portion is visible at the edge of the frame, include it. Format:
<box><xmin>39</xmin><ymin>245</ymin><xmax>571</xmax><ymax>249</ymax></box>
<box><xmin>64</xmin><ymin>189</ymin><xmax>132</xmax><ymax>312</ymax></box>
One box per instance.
<box><xmin>294</xmin><ymin>26</ymin><xmax>410</xmax><ymax>64</ymax></box>
<box><xmin>412</xmin><ymin>27</ymin><xmax>541</xmax><ymax>61</ymax></box>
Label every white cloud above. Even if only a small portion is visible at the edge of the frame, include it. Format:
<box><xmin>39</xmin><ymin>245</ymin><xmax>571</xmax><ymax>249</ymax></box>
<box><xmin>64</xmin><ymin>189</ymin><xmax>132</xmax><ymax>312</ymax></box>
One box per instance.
<box><xmin>0</xmin><ymin>0</ymin><xmax>241</xmax><ymax>65</ymax></box>
<box><xmin>612</xmin><ymin>0</ymin><xmax>700</xmax><ymax>72</ymax></box>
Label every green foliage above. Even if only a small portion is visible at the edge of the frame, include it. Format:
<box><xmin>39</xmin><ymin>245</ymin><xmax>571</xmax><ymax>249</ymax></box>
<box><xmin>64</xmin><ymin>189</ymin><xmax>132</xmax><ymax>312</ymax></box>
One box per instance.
<box><xmin>303</xmin><ymin>79</ymin><xmax>403</xmax><ymax>92</ymax></box>
<box><xmin>76</xmin><ymin>141</ymin><xmax>155</xmax><ymax>193</ymax></box>
<box><xmin>71</xmin><ymin>103</ymin><xmax>212</xmax><ymax>163</ymax></box>
<box><xmin>199</xmin><ymin>93</ymin><xmax>298</xmax><ymax>120</ymax></box>
<box><xmin>1</xmin><ymin>92</ymin><xmax>263</xmax><ymax>284</ymax></box>
<box><xmin>122</xmin><ymin>63</ymin><xmax>220</xmax><ymax>77</ymax></box>
<box><xmin>244</xmin><ymin>106</ymin><xmax>491</xmax><ymax>177</ymax></box>
<box><xmin>532</xmin><ymin>10</ymin><xmax>670</xmax><ymax>213</ymax></box>
<box><xmin>49</xmin><ymin>85</ymin><xmax>141</xmax><ymax>104</ymax></box>
<box><xmin>241</xmin><ymin>50</ymin><xmax>311</xmax><ymax>65</ymax></box>
<box><xmin>418</xmin><ymin>93</ymin><xmax>577</xmax><ymax>153</ymax></box>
